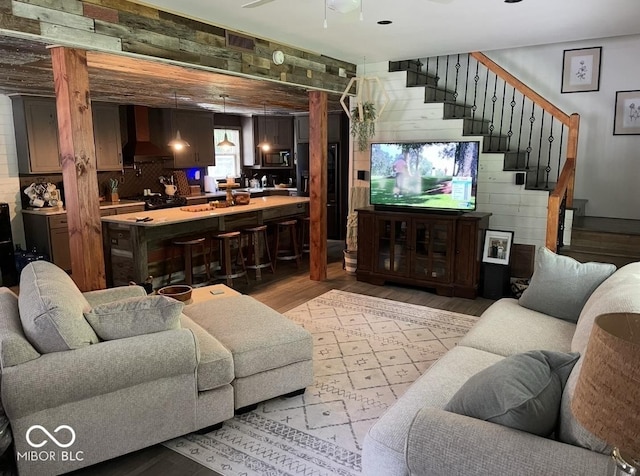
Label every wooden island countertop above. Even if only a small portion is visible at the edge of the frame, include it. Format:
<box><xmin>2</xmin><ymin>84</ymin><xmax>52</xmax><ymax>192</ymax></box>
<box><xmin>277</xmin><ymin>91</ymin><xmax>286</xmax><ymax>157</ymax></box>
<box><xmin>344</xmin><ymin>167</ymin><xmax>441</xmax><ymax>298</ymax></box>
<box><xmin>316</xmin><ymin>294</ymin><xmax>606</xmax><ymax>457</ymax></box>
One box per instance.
<box><xmin>101</xmin><ymin>195</ymin><xmax>309</xmax><ymax>227</ymax></box>
<box><xmin>101</xmin><ymin>195</ymin><xmax>310</xmax><ymax>287</ymax></box>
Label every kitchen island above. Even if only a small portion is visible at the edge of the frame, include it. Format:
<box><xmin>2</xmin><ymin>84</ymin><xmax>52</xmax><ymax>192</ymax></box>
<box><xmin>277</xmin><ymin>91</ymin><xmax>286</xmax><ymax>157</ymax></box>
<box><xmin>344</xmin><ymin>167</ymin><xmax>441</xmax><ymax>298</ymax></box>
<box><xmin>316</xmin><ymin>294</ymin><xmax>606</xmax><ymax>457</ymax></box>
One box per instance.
<box><xmin>101</xmin><ymin>195</ymin><xmax>309</xmax><ymax>286</ymax></box>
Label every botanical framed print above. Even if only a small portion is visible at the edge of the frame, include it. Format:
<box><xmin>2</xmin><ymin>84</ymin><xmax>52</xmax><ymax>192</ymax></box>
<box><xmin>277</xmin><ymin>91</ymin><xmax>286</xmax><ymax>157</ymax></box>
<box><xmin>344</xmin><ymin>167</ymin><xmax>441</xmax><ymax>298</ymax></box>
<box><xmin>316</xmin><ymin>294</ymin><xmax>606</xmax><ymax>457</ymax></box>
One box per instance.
<box><xmin>482</xmin><ymin>230</ymin><xmax>514</xmax><ymax>266</ymax></box>
<box><xmin>561</xmin><ymin>47</ymin><xmax>602</xmax><ymax>93</ymax></box>
<box><xmin>613</xmin><ymin>90</ymin><xmax>640</xmax><ymax>135</ymax></box>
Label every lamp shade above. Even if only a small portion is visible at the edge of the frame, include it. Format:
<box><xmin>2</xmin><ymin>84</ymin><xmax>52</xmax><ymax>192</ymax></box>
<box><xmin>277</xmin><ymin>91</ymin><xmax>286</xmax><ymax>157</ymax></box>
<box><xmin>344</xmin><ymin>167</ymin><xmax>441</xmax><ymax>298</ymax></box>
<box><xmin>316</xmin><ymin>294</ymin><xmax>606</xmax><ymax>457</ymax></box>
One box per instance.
<box><xmin>572</xmin><ymin>312</ymin><xmax>640</xmax><ymax>460</ymax></box>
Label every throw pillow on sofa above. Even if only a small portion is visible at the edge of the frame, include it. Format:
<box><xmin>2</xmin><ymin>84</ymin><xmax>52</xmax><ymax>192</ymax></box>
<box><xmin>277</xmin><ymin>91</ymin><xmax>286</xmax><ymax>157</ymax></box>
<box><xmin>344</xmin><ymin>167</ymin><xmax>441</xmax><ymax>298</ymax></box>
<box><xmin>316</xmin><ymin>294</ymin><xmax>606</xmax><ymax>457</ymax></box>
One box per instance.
<box><xmin>518</xmin><ymin>247</ymin><xmax>616</xmax><ymax>323</ymax></box>
<box><xmin>85</xmin><ymin>295</ymin><xmax>183</xmax><ymax>340</ymax></box>
<box><xmin>444</xmin><ymin>350</ymin><xmax>579</xmax><ymax>437</ymax></box>
<box><xmin>18</xmin><ymin>261</ymin><xmax>98</xmax><ymax>353</ymax></box>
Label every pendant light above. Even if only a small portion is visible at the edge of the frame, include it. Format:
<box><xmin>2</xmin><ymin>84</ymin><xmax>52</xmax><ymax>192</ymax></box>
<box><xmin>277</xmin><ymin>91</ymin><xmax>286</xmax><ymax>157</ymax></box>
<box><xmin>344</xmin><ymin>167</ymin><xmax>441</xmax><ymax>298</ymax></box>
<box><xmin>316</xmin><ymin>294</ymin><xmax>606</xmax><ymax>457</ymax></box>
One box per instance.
<box><xmin>257</xmin><ymin>103</ymin><xmax>271</xmax><ymax>151</ymax></box>
<box><xmin>217</xmin><ymin>94</ymin><xmax>236</xmax><ymax>149</ymax></box>
<box><xmin>168</xmin><ymin>92</ymin><xmax>190</xmax><ymax>151</ymax></box>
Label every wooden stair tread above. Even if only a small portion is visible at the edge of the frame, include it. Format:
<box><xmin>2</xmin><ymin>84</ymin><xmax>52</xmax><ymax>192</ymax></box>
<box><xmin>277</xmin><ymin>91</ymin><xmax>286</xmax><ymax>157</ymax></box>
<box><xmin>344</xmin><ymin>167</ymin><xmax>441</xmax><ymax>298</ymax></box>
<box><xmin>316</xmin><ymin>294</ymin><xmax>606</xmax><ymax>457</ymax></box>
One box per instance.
<box><xmin>572</xmin><ymin>216</ymin><xmax>640</xmax><ymax>235</ymax></box>
<box><xmin>560</xmin><ymin>245</ymin><xmax>640</xmax><ymax>259</ymax></box>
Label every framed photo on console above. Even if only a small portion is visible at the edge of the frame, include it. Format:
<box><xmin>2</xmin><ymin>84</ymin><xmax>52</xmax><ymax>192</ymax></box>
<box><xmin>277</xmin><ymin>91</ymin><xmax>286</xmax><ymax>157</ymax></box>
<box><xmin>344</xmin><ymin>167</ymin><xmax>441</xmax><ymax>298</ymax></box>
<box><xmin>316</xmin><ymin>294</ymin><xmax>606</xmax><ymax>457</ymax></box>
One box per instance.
<box><xmin>482</xmin><ymin>230</ymin><xmax>514</xmax><ymax>266</ymax></box>
<box><xmin>613</xmin><ymin>90</ymin><xmax>640</xmax><ymax>135</ymax></box>
<box><xmin>561</xmin><ymin>46</ymin><xmax>602</xmax><ymax>93</ymax></box>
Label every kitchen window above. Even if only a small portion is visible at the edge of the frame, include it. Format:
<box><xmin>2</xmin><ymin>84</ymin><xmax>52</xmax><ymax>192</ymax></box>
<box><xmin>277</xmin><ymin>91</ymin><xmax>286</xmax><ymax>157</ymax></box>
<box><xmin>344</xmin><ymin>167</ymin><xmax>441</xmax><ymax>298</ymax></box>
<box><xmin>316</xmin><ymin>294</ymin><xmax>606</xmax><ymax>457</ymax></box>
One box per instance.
<box><xmin>208</xmin><ymin>128</ymin><xmax>241</xmax><ymax>178</ymax></box>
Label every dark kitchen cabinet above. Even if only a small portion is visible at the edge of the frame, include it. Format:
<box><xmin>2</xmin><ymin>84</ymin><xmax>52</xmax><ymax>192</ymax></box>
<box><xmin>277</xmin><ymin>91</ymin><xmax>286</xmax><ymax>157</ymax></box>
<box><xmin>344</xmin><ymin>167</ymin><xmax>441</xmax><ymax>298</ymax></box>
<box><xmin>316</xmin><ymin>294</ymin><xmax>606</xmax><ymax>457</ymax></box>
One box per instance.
<box><xmin>93</xmin><ymin>103</ymin><xmax>123</xmax><ymax>171</ymax></box>
<box><xmin>12</xmin><ymin>96</ymin><xmax>61</xmax><ymax>174</ymax></box>
<box><xmin>356</xmin><ymin>208</ymin><xmax>490</xmax><ymax>298</ymax></box>
<box><xmin>253</xmin><ymin>115</ymin><xmax>293</xmax><ymax>152</ymax></box>
<box><xmin>165</xmin><ymin>110</ymin><xmax>214</xmax><ymax>168</ymax></box>
<box><xmin>295</xmin><ymin>112</ymin><xmax>342</xmax><ymax>144</ymax></box>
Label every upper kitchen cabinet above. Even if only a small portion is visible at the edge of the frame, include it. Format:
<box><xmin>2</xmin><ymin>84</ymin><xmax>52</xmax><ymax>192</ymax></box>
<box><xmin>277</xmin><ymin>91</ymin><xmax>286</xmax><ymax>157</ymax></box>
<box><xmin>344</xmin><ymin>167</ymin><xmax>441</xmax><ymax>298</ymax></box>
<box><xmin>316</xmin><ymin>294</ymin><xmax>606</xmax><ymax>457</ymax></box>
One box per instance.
<box><xmin>295</xmin><ymin>112</ymin><xmax>343</xmax><ymax>144</ymax></box>
<box><xmin>254</xmin><ymin>116</ymin><xmax>293</xmax><ymax>151</ymax></box>
<box><xmin>92</xmin><ymin>103</ymin><xmax>123</xmax><ymax>171</ymax></box>
<box><xmin>12</xmin><ymin>96</ymin><xmax>61</xmax><ymax>174</ymax></box>
<box><xmin>164</xmin><ymin>109</ymin><xmax>214</xmax><ymax>168</ymax></box>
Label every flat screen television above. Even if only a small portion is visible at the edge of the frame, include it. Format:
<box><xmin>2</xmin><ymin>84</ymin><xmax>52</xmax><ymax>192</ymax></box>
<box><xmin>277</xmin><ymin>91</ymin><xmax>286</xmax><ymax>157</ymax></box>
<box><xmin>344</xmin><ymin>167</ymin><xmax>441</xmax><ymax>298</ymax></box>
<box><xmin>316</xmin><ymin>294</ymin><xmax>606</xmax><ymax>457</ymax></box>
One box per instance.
<box><xmin>370</xmin><ymin>140</ymin><xmax>480</xmax><ymax>213</ymax></box>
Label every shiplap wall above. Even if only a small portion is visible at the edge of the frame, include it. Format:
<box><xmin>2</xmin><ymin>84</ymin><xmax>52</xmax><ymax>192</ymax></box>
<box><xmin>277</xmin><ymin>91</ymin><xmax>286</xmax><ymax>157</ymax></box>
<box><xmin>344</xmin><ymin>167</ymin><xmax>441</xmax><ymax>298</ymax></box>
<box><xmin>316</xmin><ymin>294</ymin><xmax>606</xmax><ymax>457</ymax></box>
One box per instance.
<box><xmin>0</xmin><ymin>95</ymin><xmax>24</xmax><ymax>248</ymax></box>
<box><xmin>350</xmin><ymin>61</ymin><xmax>572</xmax><ymax>249</ymax></box>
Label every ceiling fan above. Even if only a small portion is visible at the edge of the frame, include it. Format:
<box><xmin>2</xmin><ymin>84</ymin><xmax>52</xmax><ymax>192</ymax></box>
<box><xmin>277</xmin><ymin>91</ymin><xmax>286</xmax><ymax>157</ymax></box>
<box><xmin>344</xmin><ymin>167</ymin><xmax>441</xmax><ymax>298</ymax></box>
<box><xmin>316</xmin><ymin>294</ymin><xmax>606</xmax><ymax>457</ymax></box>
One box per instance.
<box><xmin>242</xmin><ymin>0</ymin><xmax>452</xmax><ymax>10</ymax></box>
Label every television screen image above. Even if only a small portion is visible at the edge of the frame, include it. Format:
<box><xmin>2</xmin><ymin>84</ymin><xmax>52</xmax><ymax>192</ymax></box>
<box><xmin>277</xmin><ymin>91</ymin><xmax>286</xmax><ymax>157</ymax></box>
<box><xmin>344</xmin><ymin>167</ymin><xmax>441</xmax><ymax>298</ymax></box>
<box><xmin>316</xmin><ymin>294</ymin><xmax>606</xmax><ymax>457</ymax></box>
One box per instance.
<box><xmin>370</xmin><ymin>141</ymin><xmax>480</xmax><ymax>212</ymax></box>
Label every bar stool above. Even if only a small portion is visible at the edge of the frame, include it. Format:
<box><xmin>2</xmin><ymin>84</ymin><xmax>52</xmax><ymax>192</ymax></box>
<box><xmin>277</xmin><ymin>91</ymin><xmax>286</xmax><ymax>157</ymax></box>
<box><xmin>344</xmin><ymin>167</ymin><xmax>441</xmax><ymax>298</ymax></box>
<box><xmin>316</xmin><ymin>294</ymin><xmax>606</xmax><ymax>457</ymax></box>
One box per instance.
<box><xmin>242</xmin><ymin>225</ymin><xmax>274</xmax><ymax>280</ymax></box>
<box><xmin>299</xmin><ymin>216</ymin><xmax>311</xmax><ymax>256</ymax></box>
<box><xmin>273</xmin><ymin>219</ymin><xmax>301</xmax><ymax>270</ymax></box>
<box><xmin>167</xmin><ymin>236</ymin><xmax>210</xmax><ymax>286</ymax></box>
<box><xmin>212</xmin><ymin>231</ymin><xmax>249</xmax><ymax>287</ymax></box>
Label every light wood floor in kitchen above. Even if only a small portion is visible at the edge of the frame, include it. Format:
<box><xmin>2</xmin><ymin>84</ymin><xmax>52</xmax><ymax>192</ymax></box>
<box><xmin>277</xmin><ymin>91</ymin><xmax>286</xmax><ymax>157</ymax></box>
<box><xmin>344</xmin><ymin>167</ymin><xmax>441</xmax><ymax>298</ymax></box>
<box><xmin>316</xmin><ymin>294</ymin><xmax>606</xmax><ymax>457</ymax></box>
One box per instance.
<box><xmin>3</xmin><ymin>241</ymin><xmax>495</xmax><ymax>476</ymax></box>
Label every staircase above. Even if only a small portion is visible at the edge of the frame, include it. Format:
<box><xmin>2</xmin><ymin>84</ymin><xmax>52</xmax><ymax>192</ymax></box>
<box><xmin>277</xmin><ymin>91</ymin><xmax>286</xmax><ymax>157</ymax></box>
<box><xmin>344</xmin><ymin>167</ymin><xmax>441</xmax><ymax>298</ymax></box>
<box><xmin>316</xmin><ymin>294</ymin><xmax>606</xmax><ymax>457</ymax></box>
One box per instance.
<box><xmin>560</xmin><ymin>216</ymin><xmax>640</xmax><ymax>267</ymax></box>
<box><xmin>388</xmin><ymin>55</ymin><xmax>580</xmax><ymax>252</ymax></box>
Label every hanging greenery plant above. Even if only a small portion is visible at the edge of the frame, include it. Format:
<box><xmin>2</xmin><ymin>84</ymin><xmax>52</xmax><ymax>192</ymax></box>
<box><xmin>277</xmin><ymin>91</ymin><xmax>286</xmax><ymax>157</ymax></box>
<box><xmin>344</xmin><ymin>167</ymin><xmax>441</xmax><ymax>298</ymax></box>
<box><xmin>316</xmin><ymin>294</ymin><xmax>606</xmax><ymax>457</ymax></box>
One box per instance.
<box><xmin>350</xmin><ymin>101</ymin><xmax>377</xmax><ymax>152</ymax></box>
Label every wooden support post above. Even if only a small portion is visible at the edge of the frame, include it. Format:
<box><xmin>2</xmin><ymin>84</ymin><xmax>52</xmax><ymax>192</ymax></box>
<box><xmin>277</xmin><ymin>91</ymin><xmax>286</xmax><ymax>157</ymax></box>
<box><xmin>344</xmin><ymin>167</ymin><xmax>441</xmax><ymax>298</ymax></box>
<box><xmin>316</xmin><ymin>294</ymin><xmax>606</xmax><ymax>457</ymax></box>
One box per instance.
<box><xmin>309</xmin><ymin>90</ymin><xmax>328</xmax><ymax>281</ymax></box>
<box><xmin>50</xmin><ymin>47</ymin><xmax>106</xmax><ymax>291</ymax></box>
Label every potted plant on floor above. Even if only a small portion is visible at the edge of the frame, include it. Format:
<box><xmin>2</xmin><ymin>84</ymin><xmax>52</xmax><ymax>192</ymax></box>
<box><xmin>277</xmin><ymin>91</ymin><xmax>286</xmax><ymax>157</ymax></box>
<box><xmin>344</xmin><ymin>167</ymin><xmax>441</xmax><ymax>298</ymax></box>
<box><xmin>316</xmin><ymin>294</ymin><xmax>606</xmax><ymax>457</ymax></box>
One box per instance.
<box><xmin>344</xmin><ymin>212</ymin><xmax>358</xmax><ymax>274</ymax></box>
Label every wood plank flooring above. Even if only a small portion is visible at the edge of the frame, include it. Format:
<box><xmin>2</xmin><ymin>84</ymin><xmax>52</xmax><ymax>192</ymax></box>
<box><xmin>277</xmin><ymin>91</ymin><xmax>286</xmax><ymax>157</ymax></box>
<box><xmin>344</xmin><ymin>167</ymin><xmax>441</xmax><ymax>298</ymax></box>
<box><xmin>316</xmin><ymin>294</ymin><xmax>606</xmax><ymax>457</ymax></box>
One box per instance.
<box><xmin>3</xmin><ymin>241</ymin><xmax>495</xmax><ymax>476</ymax></box>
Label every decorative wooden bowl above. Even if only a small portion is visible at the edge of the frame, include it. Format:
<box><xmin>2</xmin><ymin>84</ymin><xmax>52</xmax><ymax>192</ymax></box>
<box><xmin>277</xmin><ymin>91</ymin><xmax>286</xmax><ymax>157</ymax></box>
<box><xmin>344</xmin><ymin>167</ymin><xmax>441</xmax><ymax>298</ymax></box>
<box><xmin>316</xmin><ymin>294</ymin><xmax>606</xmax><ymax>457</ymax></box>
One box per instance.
<box><xmin>157</xmin><ymin>285</ymin><xmax>193</xmax><ymax>302</ymax></box>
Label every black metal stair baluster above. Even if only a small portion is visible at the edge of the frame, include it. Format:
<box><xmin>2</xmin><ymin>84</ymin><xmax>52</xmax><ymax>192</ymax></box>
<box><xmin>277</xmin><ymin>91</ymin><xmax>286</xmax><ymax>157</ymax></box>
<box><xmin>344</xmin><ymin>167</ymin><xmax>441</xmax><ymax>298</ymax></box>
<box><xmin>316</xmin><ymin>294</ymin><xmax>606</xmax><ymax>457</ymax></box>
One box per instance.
<box><xmin>487</xmin><ymin>73</ymin><xmax>498</xmax><ymax>151</ymax></box>
<box><xmin>425</xmin><ymin>57</ymin><xmax>431</xmax><ymax>98</ymax></box>
<box><xmin>453</xmin><ymin>54</ymin><xmax>461</xmax><ymax>106</ymax></box>
<box><xmin>557</xmin><ymin>126</ymin><xmax>565</xmax><ymax>182</ymax></box>
<box><xmin>480</xmin><ymin>67</ymin><xmax>490</xmax><ymax>144</ymax></box>
<box><xmin>526</xmin><ymin>102</ymin><xmax>536</xmax><ymax>175</ymax></box>
<box><xmin>463</xmin><ymin>54</ymin><xmax>471</xmax><ymax>118</ymax></box>
<box><xmin>558</xmin><ymin>195</ymin><xmax>567</xmax><ymax>249</ymax></box>
<box><xmin>471</xmin><ymin>60</ymin><xmax>480</xmax><ymax>134</ymax></box>
<box><xmin>536</xmin><ymin>111</ymin><xmax>546</xmax><ymax>188</ymax></box>
<box><xmin>546</xmin><ymin>116</ymin><xmax>555</xmax><ymax>189</ymax></box>
<box><xmin>507</xmin><ymin>87</ymin><xmax>517</xmax><ymax>160</ymax></box>
<box><xmin>518</xmin><ymin>95</ymin><xmax>526</xmax><ymax>168</ymax></box>
<box><xmin>444</xmin><ymin>55</ymin><xmax>450</xmax><ymax>101</ymax></box>
<box><xmin>435</xmin><ymin>55</ymin><xmax>441</xmax><ymax>102</ymax></box>
<box><xmin>498</xmin><ymin>80</ymin><xmax>507</xmax><ymax>151</ymax></box>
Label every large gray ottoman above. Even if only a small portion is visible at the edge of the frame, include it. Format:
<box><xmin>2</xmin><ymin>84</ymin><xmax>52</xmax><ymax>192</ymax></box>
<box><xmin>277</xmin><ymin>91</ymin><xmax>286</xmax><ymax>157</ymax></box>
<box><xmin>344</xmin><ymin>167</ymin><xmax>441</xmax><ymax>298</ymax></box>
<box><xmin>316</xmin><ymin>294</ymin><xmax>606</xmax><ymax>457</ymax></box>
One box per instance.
<box><xmin>183</xmin><ymin>295</ymin><xmax>314</xmax><ymax>409</ymax></box>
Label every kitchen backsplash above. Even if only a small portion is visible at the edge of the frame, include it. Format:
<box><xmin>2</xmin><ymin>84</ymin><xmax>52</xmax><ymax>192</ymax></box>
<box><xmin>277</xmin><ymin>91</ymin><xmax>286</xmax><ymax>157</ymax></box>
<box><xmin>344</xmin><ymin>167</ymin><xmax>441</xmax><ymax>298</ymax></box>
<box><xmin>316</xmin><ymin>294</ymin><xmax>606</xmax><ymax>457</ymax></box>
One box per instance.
<box><xmin>19</xmin><ymin>162</ymin><xmax>205</xmax><ymax>208</ymax></box>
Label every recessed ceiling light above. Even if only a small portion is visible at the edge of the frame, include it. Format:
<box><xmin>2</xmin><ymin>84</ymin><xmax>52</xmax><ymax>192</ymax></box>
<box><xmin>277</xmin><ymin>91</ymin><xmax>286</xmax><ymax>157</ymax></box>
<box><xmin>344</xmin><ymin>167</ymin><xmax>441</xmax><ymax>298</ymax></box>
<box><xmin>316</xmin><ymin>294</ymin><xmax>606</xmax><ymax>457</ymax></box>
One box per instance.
<box><xmin>377</xmin><ymin>20</ymin><xmax>392</xmax><ymax>25</ymax></box>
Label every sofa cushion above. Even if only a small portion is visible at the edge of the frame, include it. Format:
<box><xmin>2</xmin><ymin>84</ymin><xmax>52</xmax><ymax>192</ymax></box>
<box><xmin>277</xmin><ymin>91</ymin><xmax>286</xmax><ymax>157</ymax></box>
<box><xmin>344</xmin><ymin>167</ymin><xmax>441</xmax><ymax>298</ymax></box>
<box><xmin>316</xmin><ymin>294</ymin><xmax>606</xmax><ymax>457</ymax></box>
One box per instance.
<box><xmin>85</xmin><ymin>295</ymin><xmax>183</xmax><ymax>341</ymax></box>
<box><xmin>459</xmin><ymin>298</ymin><xmax>575</xmax><ymax>357</ymax></box>
<box><xmin>18</xmin><ymin>261</ymin><xmax>98</xmax><ymax>353</ymax></box>
<box><xmin>362</xmin><ymin>345</ymin><xmax>504</xmax><ymax>476</ymax></box>
<box><xmin>557</xmin><ymin>264</ymin><xmax>640</xmax><ymax>453</ymax></box>
<box><xmin>0</xmin><ymin>288</ymin><xmax>40</xmax><ymax>367</ymax></box>
<box><xmin>444</xmin><ymin>350</ymin><xmax>579</xmax><ymax>437</ymax></box>
<box><xmin>518</xmin><ymin>247</ymin><xmax>616</xmax><ymax>323</ymax></box>
<box><xmin>183</xmin><ymin>295</ymin><xmax>312</xmax><ymax>378</ymax></box>
<box><xmin>180</xmin><ymin>315</ymin><xmax>234</xmax><ymax>391</ymax></box>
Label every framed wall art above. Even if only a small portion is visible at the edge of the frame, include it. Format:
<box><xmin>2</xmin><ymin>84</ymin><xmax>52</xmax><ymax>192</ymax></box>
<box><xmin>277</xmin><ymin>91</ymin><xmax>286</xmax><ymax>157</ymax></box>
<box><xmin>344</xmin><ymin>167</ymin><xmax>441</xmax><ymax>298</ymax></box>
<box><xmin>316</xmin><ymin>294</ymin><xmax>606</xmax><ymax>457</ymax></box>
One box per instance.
<box><xmin>561</xmin><ymin>47</ymin><xmax>602</xmax><ymax>93</ymax></box>
<box><xmin>482</xmin><ymin>230</ymin><xmax>514</xmax><ymax>266</ymax></box>
<box><xmin>613</xmin><ymin>90</ymin><xmax>640</xmax><ymax>135</ymax></box>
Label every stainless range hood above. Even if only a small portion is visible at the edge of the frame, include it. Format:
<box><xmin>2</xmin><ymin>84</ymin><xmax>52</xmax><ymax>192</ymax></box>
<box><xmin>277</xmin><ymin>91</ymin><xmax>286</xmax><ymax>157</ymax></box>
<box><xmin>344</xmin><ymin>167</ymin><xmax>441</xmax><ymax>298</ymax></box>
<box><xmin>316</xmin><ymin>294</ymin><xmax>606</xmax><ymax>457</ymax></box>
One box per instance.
<box><xmin>123</xmin><ymin>105</ymin><xmax>168</xmax><ymax>160</ymax></box>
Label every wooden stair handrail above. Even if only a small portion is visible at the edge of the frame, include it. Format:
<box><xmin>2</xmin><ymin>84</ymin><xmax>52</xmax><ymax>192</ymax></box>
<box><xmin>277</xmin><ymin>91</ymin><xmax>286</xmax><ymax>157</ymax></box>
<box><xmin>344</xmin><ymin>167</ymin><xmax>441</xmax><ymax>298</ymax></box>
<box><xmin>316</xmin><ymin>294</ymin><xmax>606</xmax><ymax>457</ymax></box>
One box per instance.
<box><xmin>471</xmin><ymin>52</ymin><xmax>580</xmax><ymax>253</ymax></box>
<box><xmin>471</xmin><ymin>52</ymin><xmax>571</xmax><ymax>126</ymax></box>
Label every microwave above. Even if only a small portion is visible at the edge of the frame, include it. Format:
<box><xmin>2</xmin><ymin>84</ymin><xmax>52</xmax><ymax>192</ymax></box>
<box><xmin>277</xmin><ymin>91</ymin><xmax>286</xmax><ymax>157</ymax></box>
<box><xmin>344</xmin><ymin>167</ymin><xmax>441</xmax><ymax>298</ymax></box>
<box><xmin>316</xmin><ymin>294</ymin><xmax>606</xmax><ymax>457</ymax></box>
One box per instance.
<box><xmin>260</xmin><ymin>149</ymin><xmax>291</xmax><ymax>167</ymax></box>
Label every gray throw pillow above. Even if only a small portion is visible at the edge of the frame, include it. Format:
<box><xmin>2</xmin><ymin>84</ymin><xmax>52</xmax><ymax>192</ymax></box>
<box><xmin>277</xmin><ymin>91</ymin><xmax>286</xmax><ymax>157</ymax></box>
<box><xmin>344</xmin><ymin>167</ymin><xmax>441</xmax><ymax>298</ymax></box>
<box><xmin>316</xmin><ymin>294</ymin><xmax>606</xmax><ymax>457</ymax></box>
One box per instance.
<box><xmin>18</xmin><ymin>260</ymin><xmax>98</xmax><ymax>353</ymax></box>
<box><xmin>84</xmin><ymin>295</ymin><xmax>183</xmax><ymax>341</ymax></box>
<box><xmin>518</xmin><ymin>247</ymin><xmax>616</xmax><ymax>323</ymax></box>
<box><xmin>444</xmin><ymin>350</ymin><xmax>580</xmax><ymax>437</ymax></box>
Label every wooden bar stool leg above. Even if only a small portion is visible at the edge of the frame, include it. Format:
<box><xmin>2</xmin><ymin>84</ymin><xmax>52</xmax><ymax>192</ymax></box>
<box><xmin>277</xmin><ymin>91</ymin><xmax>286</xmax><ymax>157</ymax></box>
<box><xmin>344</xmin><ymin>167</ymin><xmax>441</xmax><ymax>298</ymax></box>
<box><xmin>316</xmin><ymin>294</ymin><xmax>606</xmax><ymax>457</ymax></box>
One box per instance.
<box><xmin>184</xmin><ymin>245</ymin><xmax>194</xmax><ymax>285</ymax></box>
<box><xmin>291</xmin><ymin>223</ymin><xmax>301</xmax><ymax>267</ymax></box>
<box><xmin>223</xmin><ymin>238</ymin><xmax>233</xmax><ymax>287</ymax></box>
<box><xmin>237</xmin><ymin>240</ymin><xmax>250</xmax><ymax>285</ymax></box>
<box><xmin>263</xmin><ymin>228</ymin><xmax>275</xmax><ymax>274</ymax></box>
<box><xmin>273</xmin><ymin>225</ymin><xmax>280</xmax><ymax>271</ymax></box>
<box><xmin>252</xmin><ymin>232</ymin><xmax>262</xmax><ymax>280</ymax></box>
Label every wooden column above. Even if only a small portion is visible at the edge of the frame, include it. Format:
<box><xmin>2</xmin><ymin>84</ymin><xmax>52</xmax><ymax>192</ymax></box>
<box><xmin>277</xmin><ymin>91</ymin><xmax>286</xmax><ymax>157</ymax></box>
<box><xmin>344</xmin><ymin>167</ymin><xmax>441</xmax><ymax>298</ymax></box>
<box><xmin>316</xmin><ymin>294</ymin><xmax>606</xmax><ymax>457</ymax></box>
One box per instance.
<box><xmin>308</xmin><ymin>90</ymin><xmax>328</xmax><ymax>281</ymax></box>
<box><xmin>50</xmin><ymin>47</ymin><xmax>106</xmax><ymax>291</ymax></box>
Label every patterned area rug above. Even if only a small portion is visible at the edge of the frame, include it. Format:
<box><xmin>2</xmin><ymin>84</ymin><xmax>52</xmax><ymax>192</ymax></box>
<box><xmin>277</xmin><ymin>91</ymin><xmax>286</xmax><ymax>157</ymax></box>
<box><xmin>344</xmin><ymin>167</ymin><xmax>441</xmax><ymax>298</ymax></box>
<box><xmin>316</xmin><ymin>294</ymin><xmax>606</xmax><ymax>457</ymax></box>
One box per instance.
<box><xmin>164</xmin><ymin>289</ymin><xmax>478</xmax><ymax>475</ymax></box>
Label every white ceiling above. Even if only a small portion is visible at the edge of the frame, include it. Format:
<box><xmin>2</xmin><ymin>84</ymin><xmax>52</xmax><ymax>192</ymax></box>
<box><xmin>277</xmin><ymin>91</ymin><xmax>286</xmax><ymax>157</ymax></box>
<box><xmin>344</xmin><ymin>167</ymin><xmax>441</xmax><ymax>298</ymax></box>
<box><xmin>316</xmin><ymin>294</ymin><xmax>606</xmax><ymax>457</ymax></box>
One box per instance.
<box><xmin>139</xmin><ymin>0</ymin><xmax>640</xmax><ymax>65</ymax></box>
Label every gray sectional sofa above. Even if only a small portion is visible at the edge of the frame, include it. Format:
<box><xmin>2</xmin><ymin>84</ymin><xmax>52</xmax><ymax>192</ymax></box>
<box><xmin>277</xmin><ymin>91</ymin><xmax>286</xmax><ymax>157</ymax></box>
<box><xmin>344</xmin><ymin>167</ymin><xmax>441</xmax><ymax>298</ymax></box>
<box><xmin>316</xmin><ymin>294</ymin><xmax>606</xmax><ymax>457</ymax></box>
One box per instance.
<box><xmin>362</xmin><ymin>253</ymin><xmax>639</xmax><ymax>475</ymax></box>
<box><xmin>0</xmin><ymin>260</ymin><xmax>313</xmax><ymax>475</ymax></box>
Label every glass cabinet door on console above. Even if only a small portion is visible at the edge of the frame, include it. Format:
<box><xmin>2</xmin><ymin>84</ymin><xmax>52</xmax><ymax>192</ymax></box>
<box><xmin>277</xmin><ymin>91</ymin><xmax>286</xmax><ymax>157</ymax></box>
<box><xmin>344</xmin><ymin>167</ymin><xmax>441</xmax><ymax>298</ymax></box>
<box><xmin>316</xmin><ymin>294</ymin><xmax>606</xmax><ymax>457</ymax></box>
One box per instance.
<box><xmin>412</xmin><ymin>219</ymin><xmax>453</xmax><ymax>282</ymax></box>
<box><xmin>374</xmin><ymin>217</ymin><xmax>410</xmax><ymax>275</ymax></box>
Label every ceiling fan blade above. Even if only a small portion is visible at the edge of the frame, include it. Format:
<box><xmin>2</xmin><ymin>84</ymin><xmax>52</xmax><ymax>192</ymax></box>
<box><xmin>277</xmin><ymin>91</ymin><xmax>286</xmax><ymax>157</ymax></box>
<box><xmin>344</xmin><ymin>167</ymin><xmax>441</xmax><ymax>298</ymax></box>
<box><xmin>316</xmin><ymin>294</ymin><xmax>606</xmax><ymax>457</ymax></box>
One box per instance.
<box><xmin>241</xmin><ymin>0</ymin><xmax>276</xmax><ymax>8</ymax></box>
